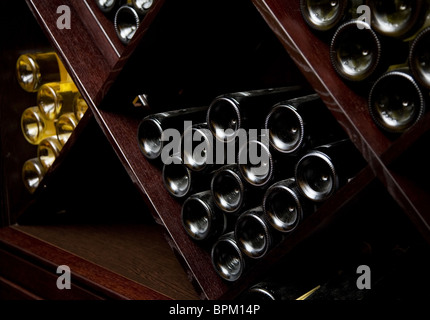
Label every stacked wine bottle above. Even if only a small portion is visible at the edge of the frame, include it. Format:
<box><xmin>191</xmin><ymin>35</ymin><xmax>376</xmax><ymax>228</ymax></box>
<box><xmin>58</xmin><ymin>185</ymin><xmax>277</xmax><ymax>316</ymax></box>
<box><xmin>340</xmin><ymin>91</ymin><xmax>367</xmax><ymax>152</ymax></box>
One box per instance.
<box><xmin>16</xmin><ymin>51</ymin><xmax>88</xmax><ymax>194</ymax></box>
<box><xmin>94</xmin><ymin>0</ymin><xmax>154</xmax><ymax>44</ymax></box>
<box><xmin>300</xmin><ymin>0</ymin><xmax>430</xmax><ymax>135</ymax></box>
<box><xmin>137</xmin><ymin>86</ymin><xmax>366</xmax><ymax>282</ymax></box>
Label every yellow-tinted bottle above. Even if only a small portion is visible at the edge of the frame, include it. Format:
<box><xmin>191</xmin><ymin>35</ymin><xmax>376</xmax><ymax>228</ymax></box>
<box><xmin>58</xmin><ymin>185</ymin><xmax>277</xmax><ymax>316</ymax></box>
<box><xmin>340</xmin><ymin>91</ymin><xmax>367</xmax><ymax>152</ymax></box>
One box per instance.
<box><xmin>16</xmin><ymin>52</ymin><xmax>70</xmax><ymax>92</ymax></box>
<box><xmin>37</xmin><ymin>81</ymin><xmax>79</xmax><ymax>121</ymax></box>
<box><xmin>21</xmin><ymin>106</ymin><xmax>56</xmax><ymax>145</ymax></box>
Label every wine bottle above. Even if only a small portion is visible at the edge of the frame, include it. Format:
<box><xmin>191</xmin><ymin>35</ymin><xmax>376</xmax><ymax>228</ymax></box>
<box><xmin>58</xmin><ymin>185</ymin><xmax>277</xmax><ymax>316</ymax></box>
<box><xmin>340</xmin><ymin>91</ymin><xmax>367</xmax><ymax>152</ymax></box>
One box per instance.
<box><xmin>56</xmin><ymin>112</ymin><xmax>79</xmax><ymax>146</ymax></box>
<box><xmin>37</xmin><ymin>81</ymin><xmax>79</xmax><ymax>121</ymax></box>
<box><xmin>21</xmin><ymin>106</ymin><xmax>56</xmax><ymax>145</ymax></box>
<box><xmin>262</xmin><ymin>178</ymin><xmax>316</xmax><ymax>233</ymax></box>
<box><xmin>237</xmin><ymin>136</ymin><xmax>299</xmax><ymax>188</ymax></box>
<box><xmin>22</xmin><ymin>158</ymin><xmax>46</xmax><ymax>194</ymax></box>
<box><xmin>367</xmin><ymin>0</ymin><xmax>430</xmax><ymax>39</ymax></box>
<box><xmin>206</xmin><ymin>86</ymin><xmax>306</xmax><ymax>143</ymax></box>
<box><xmin>409</xmin><ymin>26</ymin><xmax>430</xmax><ymax>90</ymax></box>
<box><xmin>240</xmin><ymin>281</ymin><xmax>321</xmax><ymax>300</ymax></box>
<box><xmin>73</xmin><ymin>93</ymin><xmax>89</xmax><ymax>122</ymax></box>
<box><xmin>37</xmin><ymin>136</ymin><xmax>63</xmax><ymax>169</ymax></box>
<box><xmin>181</xmin><ymin>190</ymin><xmax>227</xmax><ymax>242</ymax></box>
<box><xmin>114</xmin><ymin>5</ymin><xmax>141</xmax><ymax>44</ymax></box>
<box><xmin>330</xmin><ymin>20</ymin><xmax>384</xmax><ymax>83</ymax></box>
<box><xmin>210</xmin><ymin>164</ymin><xmax>263</xmax><ymax>214</ymax></box>
<box><xmin>368</xmin><ymin>68</ymin><xmax>426</xmax><ymax>134</ymax></box>
<box><xmin>181</xmin><ymin>122</ymin><xmax>224</xmax><ymax>173</ymax></box>
<box><xmin>162</xmin><ymin>154</ymin><xmax>214</xmax><ymax>199</ymax></box>
<box><xmin>265</xmin><ymin>93</ymin><xmax>347</xmax><ymax>154</ymax></box>
<box><xmin>234</xmin><ymin>206</ymin><xmax>279</xmax><ymax>259</ymax></box>
<box><xmin>211</xmin><ymin>231</ymin><xmax>246</xmax><ymax>282</ymax></box>
<box><xmin>295</xmin><ymin>139</ymin><xmax>365</xmax><ymax>202</ymax></box>
<box><xmin>237</xmin><ymin>137</ymin><xmax>273</xmax><ymax>188</ymax></box>
<box><xmin>16</xmin><ymin>52</ymin><xmax>70</xmax><ymax>92</ymax></box>
<box><xmin>300</xmin><ymin>0</ymin><xmax>365</xmax><ymax>33</ymax></box>
<box><xmin>131</xmin><ymin>0</ymin><xmax>153</xmax><ymax>16</ymax></box>
<box><xmin>137</xmin><ymin>106</ymin><xmax>208</xmax><ymax>160</ymax></box>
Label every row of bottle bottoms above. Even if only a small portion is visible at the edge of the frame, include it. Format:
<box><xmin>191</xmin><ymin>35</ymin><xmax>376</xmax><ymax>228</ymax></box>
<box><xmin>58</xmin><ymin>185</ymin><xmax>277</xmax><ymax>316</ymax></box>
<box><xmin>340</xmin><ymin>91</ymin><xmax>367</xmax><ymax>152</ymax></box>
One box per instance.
<box><xmin>300</xmin><ymin>0</ymin><xmax>430</xmax><ymax>135</ymax></box>
<box><xmin>16</xmin><ymin>51</ymin><xmax>88</xmax><ymax>193</ymax></box>
<box><xmin>136</xmin><ymin>86</ymin><xmax>366</xmax><ymax>281</ymax></box>
<box><xmin>94</xmin><ymin>0</ymin><xmax>154</xmax><ymax>44</ymax></box>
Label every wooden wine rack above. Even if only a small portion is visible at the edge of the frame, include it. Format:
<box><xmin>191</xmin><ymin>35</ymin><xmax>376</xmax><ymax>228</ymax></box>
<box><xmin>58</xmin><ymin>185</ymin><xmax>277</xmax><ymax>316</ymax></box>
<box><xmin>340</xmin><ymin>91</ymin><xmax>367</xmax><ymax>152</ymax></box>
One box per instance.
<box><xmin>0</xmin><ymin>0</ymin><xmax>429</xmax><ymax>300</ymax></box>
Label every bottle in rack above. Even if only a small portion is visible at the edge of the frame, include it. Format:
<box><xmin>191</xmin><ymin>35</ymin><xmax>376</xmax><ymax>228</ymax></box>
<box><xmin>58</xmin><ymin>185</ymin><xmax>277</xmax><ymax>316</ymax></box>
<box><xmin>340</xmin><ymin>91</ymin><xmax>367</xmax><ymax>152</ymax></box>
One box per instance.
<box><xmin>409</xmin><ymin>26</ymin><xmax>430</xmax><ymax>90</ymax></box>
<box><xmin>295</xmin><ymin>139</ymin><xmax>365</xmax><ymax>202</ymax></box>
<box><xmin>137</xmin><ymin>106</ymin><xmax>208</xmax><ymax>160</ymax></box>
<box><xmin>16</xmin><ymin>52</ymin><xmax>70</xmax><ymax>93</ymax></box>
<box><xmin>181</xmin><ymin>190</ymin><xmax>227</xmax><ymax>242</ymax></box>
<box><xmin>234</xmin><ymin>206</ymin><xmax>279</xmax><ymax>259</ymax></box>
<box><xmin>73</xmin><ymin>93</ymin><xmax>89</xmax><ymax>122</ymax></box>
<box><xmin>162</xmin><ymin>154</ymin><xmax>213</xmax><ymax>199</ymax></box>
<box><xmin>368</xmin><ymin>67</ymin><xmax>427</xmax><ymax>134</ymax></box>
<box><xmin>262</xmin><ymin>178</ymin><xmax>316</xmax><ymax>233</ymax></box>
<box><xmin>237</xmin><ymin>136</ymin><xmax>300</xmax><ymax>189</ymax></box>
<box><xmin>211</xmin><ymin>231</ymin><xmax>247</xmax><ymax>282</ymax></box>
<box><xmin>210</xmin><ymin>164</ymin><xmax>262</xmax><ymax>215</ymax></box>
<box><xmin>181</xmin><ymin>122</ymin><xmax>223</xmax><ymax>173</ymax></box>
<box><xmin>22</xmin><ymin>158</ymin><xmax>46</xmax><ymax>194</ymax></box>
<box><xmin>206</xmin><ymin>86</ymin><xmax>306</xmax><ymax>143</ymax></box>
<box><xmin>37</xmin><ymin>136</ymin><xmax>63</xmax><ymax>169</ymax></box>
<box><xmin>55</xmin><ymin>112</ymin><xmax>79</xmax><ymax>146</ymax></box>
<box><xmin>237</xmin><ymin>137</ymin><xmax>274</xmax><ymax>188</ymax></box>
<box><xmin>95</xmin><ymin>0</ymin><xmax>127</xmax><ymax>17</ymax></box>
<box><xmin>114</xmin><ymin>4</ymin><xmax>140</xmax><ymax>44</ymax></box>
<box><xmin>265</xmin><ymin>93</ymin><xmax>347</xmax><ymax>155</ymax></box>
<box><xmin>131</xmin><ymin>0</ymin><xmax>153</xmax><ymax>16</ymax></box>
<box><xmin>21</xmin><ymin>106</ymin><xmax>56</xmax><ymax>145</ymax></box>
<box><xmin>367</xmin><ymin>0</ymin><xmax>430</xmax><ymax>39</ymax></box>
<box><xmin>330</xmin><ymin>20</ymin><xmax>386</xmax><ymax>83</ymax></box>
<box><xmin>300</xmin><ymin>0</ymin><xmax>365</xmax><ymax>33</ymax></box>
<box><xmin>240</xmin><ymin>281</ymin><xmax>321</xmax><ymax>300</ymax></box>
<box><xmin>37</xmin><ymin>81</ymin><xmax>79</xmax><ymax>121</ymax></box>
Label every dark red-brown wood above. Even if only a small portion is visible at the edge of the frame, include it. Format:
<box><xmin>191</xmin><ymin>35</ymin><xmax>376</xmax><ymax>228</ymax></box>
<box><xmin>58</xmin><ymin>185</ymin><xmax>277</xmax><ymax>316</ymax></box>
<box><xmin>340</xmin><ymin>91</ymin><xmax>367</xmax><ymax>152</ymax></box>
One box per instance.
<box><xmin>1</xmin><ymin>0</ymin><xmax>428</xmax><ymax>301</ymax></box>
<box><xmin>0</xmin><ymin>227</ymin><xmax>171</xmax><ymax>300</ymax></box>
